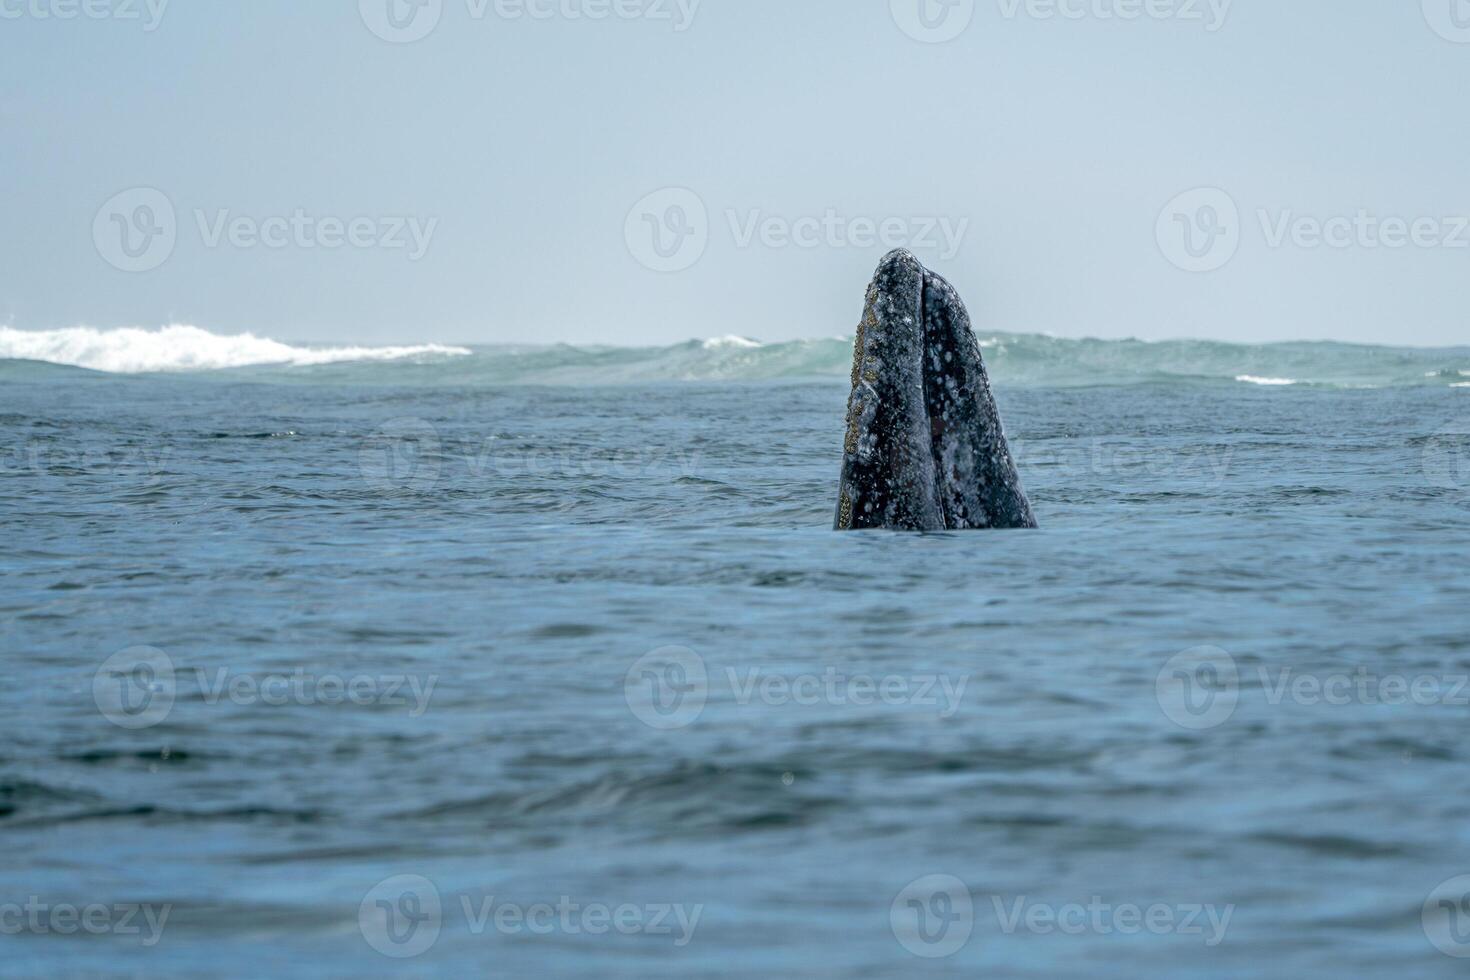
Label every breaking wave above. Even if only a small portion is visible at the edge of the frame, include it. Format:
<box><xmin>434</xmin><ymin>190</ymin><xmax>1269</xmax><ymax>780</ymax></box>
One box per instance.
<box><xmin>0</xmin><ymin>325</ymin><xmax>469</xmax><ymax>374</ymax></box>
<box><xmin>1235</xmin><ymin>375</ymin><xmax>1299</xmax><ymax>386</ymax></box>
<box><xmin>3</xmin><ymin>324</ymin><xmax>1468</xmax><ymax>388</ymax></box>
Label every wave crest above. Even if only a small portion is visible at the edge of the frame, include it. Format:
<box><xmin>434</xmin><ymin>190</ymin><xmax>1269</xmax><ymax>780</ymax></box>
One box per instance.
<box><xmin>0</xmin><ymin>325</ymin><xmax>470</xmax><ymax>374</ymax></box>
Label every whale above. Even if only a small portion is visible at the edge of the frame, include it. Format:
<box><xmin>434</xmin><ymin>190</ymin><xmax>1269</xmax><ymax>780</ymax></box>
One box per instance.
<box><xmin>835</xmin><ymin>250</ymin><xmax>1036</xmax><ymax>531</ymax></box>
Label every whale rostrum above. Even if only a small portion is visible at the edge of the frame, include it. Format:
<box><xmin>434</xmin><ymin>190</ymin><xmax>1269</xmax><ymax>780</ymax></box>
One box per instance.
<box><xmin>836</xmin><ymin>250</ymin><xmax>1037</xmax><ymax>531</ymax></box>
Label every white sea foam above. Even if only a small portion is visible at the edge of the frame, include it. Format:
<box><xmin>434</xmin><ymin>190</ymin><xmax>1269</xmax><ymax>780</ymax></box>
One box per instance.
<box><xmin>0</xmin><ymin>325</ymin><xmax>471</xmax><ymax>374</ymax></box>
<box><xmin>1453</xmin><ymin>382</ymin><xmax>1470</xmax><ymax>388</ymax></box>
<box><xmin>1236</xmin><ymin>375</ymin><xmax>1298</xmax><ymax>386</ymax></box>
<box><xmin>702</xmin><ymin>335</ymin><xmax>763</xmax><ymax>350</ymax></box>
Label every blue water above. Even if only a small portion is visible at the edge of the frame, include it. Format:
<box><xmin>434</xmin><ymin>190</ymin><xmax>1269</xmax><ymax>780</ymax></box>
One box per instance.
<box><xmin>3</xmin><ymin>339</ymin><xmax>1470</xmax><ymax>977</ymax></box>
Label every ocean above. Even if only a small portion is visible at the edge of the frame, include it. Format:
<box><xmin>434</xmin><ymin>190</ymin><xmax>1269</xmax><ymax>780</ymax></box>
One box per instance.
<box><xmin>3</xmin><ymin>326</ymin><xmax>1470</xmax><ymax>978</ymax></box>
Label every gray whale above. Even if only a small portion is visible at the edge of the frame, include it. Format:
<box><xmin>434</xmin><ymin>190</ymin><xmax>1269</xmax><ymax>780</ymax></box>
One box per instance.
<box><xmin>835</xmin><ymin>250</ymin><xmax>1036</xmax><ymax>531</ymax></box>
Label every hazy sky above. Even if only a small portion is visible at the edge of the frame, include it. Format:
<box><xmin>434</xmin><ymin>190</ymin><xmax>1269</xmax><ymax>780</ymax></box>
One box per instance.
<box><xmin>4</xmin><ymin>0</ymin><xmax>1469</xmax><ymax>347</ymax></box>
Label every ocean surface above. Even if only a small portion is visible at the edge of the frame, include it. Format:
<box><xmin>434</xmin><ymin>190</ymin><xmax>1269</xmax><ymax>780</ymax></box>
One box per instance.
<box><xmin>4</xmin><ymin>326</ymin><xmax>1470</xmax><ymax>978</ymax></box>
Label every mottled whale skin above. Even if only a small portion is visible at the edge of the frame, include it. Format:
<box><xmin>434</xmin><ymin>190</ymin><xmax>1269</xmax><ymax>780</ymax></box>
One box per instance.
<box><xmin>836</xmin><ymin>250</ymin><xmax>1036</xmax><ymax>531</ymax></box>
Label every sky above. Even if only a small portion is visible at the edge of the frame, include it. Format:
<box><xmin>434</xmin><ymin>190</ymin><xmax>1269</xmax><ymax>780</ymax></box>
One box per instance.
<box><xmin>2</xmin><ymin>0</ymin><xmax>1469</xmax><ymax>347</ymax></box>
